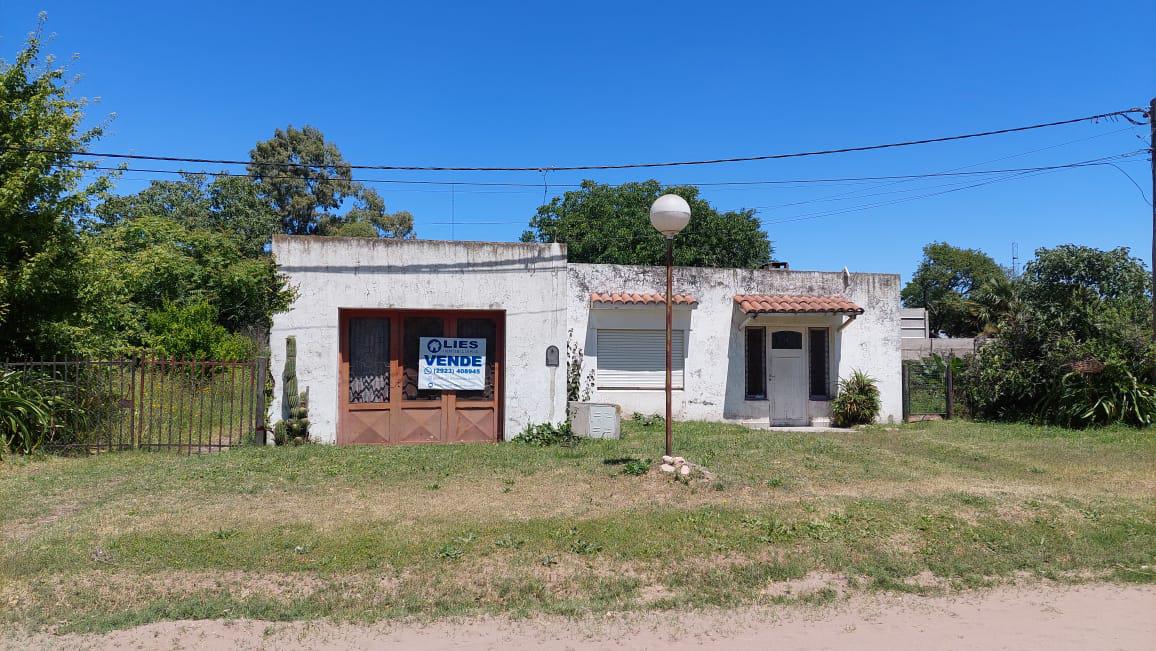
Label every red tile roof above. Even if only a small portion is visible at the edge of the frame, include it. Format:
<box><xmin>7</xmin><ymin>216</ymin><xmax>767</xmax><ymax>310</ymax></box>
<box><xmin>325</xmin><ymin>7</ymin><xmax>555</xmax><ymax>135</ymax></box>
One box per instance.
<box><xmin>590</xmin><ymin>292</ymin><xmax>698</xmax><ymax>305</ymax></box>
<box><xmin>734</xmin><ymin>294</ymin><xmax>864</xmax><ymax>314</ymax></box>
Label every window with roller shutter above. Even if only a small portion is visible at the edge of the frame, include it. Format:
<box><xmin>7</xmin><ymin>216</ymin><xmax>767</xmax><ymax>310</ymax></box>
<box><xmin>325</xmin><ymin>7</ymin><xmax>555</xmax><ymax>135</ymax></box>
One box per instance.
<box><xmin>595</xmin><ymin>329</ymin><xmax>686</xmax><ymax>389</ymax></box>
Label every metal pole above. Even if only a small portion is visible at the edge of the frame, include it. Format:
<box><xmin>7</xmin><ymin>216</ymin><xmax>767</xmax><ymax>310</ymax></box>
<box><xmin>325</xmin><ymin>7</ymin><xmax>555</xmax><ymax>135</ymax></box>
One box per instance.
<box><xmin>944</xmin><ymin>354</ymin><xmax>955</xmax><ymax>420</ymax></box>
<box><xmin>902</xmin><ymin>361</ymin><xmax>910</xmax><ymax>423</ymax></box>
<box><xmin>1149</xmin><ymin>97</ymin><xmax>1155</xmax><ymax>383</ymax></box>
<box><xmin>255</xmin><ymin>357</ymin><xmax>268</xmax><ymax>445</ymax></box>
<box><xmin>665</xmin><ymin>236</ymin><xmax>674</xmax><ymax>457</ymax></box>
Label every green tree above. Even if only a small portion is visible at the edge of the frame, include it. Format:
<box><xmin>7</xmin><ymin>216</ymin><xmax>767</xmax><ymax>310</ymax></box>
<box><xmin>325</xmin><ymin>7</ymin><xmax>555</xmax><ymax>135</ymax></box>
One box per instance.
<box><xmin>901</xmin><ymin>242</ymin><xmax>1006</xmax><ymax>337</ymax></box>
<box><xmin>77</xmin><ymin>215</ymin><xmax>294</xmax><ymax>354</ymax></box>
<box><xmin>94</xmin><ymin>172</ymin><xmax>279</xmax><ymax>257</ymax></box>
<box><xmin>963</xmin><ymin>245</ymin><xmax>1154</xmax><ymax>427</ymax></box>
<box><xmin>520</xmin><ymin>180</ymin><xmax>771</xmax><ymax>268</ymax></box>
<box><xmin>247</xmin><ymin>125</ymin><xmax>414</xmax><ymax>238</ymax></box>
<box><xmin>0</xmin><ymin>19</ymin><xmax>112</xmax><ymax>359</ymax></box>
<box><xmin>1019</xmin><ymin>245</ymin><xmax>1150</xmax><ymax>338</ymax></box>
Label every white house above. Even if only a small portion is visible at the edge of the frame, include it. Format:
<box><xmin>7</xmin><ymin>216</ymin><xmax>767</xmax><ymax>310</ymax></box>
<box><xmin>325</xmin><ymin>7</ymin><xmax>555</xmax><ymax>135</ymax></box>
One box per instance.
<box><xmin>269</xmin><ymin>235</ymin><xmax>902</xmax><ymax>444</ymax></box>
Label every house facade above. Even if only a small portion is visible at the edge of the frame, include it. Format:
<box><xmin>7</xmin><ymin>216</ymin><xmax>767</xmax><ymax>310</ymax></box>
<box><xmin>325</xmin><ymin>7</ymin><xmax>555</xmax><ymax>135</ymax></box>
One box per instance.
<box><xmin>269</xmin><ymin>235</ymin><xmax>902</xmax><ymax>444</ymax></box>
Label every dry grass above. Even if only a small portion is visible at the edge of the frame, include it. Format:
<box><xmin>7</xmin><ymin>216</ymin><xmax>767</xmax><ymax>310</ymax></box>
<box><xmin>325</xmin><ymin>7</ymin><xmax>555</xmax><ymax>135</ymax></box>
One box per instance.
<box><xmin>0</xmin><ymin>420</ymin><xmax>1152</xmax><ymax>633</ymax></box>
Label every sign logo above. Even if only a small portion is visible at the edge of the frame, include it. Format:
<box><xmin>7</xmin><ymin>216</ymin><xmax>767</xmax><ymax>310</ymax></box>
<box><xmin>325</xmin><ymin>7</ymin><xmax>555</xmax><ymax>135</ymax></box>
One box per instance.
<box><xmin>418</xmin><ymin>337</ymin><xmax>487</xmax><ymax>391</ymax></box>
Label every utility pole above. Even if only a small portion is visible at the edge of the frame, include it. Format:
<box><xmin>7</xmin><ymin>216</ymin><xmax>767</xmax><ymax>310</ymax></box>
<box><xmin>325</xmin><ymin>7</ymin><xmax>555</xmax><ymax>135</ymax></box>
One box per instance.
<box><xmin>1150</xmin><ymin>97</ymin><xmax>1155</xmax><ymax>382</ymax></box>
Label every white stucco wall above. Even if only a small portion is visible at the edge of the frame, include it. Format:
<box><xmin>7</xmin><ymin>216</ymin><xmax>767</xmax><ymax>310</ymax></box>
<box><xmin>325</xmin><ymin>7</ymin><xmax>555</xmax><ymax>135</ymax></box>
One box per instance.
<box><xmin>566</xmin><ymin>264</ymin><xmax>903</xmax><ymax>424</ymax></box>
<box><xmin>269</xmin><ymin>236</ymin><xmax>569</xmax><ymax>443</ymax></box>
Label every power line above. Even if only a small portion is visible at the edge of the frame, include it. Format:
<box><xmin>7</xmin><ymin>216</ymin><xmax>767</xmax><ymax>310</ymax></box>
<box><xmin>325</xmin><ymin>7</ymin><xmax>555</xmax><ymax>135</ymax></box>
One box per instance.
<box><xmin>62</xmin><ymin>155</ymin><xmax>1146</xmax><ymax>194</ymax></box>
<box><xmin>748</xmin><ymin>153</ymin><xmax>1145</xmax><ymax>211</ymax></box>
<box><xmin>403</xmin><ymin>153</ymin><xmax>1148</xmax><ymax>227</ymax></box>
<box><xmin>762</xmin><ymin>155</ymin><xmax>1141</xmax><ymax>226</ymax></box>
<box><xmin>746</xmin><ymin>125</ymin><xmax>1140</xmax><ymax>211</ymax></box>
<box><xmin>14</xmin><ymin>107</ymin><xmax>1146</xmax><ymax>172</ymax></box>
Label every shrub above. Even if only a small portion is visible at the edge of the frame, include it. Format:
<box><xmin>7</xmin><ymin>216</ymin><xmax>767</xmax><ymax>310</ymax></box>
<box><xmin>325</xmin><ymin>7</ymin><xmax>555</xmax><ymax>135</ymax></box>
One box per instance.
<box><xmin>622</xmin><ymin>458</ymin><xmax>651</xmax><ymax>476</ymax></box>
<box><xmin>631</xmin><ymin>412</ymin><xmax>664</xmax><ymax>427</ymax></box>
<box><xmin>962</xmin><ymin>245</ymin><xmax>1155</xmax><ymax>428</ymax></box>
<box><xmin>0</xmin><ymin>369</ymin><xmax>82</xmax><ymax>457</ymax></box>
<box><xmin>566</xmin><ymin>332</ymin><xmax>593</xmax><ymax>402</ymax></box>
<box><xmin>831</xmin><ymin>370</ymin><xmax>881</xmax><ymax>427</ymax></box>
<box><xmin>1036</xmin><ymin>363</ymin><xmax>1156</xmax><ymax>428</ymax></box>
<box><xmin>144</xmin><ymin>301</ymin><xmax>256</xmax><ymax>361</ymax></box>
<box><xmin>512</xmin><ymin>421</ymin><xmax>578</xmax><ymax>446</ymax></box>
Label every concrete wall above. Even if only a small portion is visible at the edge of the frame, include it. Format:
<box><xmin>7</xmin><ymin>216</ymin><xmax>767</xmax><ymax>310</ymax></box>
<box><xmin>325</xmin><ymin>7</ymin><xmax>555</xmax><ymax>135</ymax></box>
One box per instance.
<box><xmin>269</xmin><ymin>236</ymin><xmax>569</xmax><ymax>443</ymax></box>
<box><xmin>901</xmin><ymin>337</ymin><xmax>976</xmax><ymax>361</ymax></box>
<box><xmin>566</xmin><ymin>264</ymin><xmax>903</xmax><ymax>424</ymax></box>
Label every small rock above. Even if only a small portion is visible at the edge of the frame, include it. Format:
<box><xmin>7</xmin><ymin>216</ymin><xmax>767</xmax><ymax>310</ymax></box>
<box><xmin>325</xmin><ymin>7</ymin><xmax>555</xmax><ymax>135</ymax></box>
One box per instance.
<box><xmin>673</xmin><ymin>457</ymin><xmax>686</xmax><ymax>465</ymax></box>
<box><xmin>679</xmin><ymin>465</ymin><xmax>691</xmax><ymax>477</ymax></box>
<box><xmin>659</xmin><ymin>464</ymin><xmax>676</xmax><ymax>473</ymax></box>
<box><xmin>661</xmin><ymin>455</ymin><xmax>674</xmax><ymax>464</ymax></box>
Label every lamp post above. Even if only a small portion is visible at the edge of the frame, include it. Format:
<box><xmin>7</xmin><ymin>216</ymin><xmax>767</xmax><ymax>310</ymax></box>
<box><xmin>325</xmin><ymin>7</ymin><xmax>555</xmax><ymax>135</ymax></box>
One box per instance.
<box><xmin>649</xmin><ymin>194</ymin><xmax>691</xmax><ymax>457</ymax></box>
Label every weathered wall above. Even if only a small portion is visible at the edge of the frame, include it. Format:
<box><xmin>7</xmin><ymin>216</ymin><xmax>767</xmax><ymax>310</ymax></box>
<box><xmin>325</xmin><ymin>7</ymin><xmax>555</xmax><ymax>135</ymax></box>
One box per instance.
<box><xmin>901</xmin><ymin>337</ymin><xmax>977</xmax><ymax>361</ymax></box>
<box><xmin>269</xmin><ymin>236</ymin><xmax>569</xmax><ymax>443</ymax></box>
<box><xmin>566</xmin><ymin>264</ymin><xmax>903</xmax><ymax>424</ymax></box>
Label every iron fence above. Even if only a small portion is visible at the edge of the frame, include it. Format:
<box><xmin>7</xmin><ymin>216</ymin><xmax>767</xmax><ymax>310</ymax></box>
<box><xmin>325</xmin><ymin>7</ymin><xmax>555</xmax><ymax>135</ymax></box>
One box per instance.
<box><xmin>1</xmin><ymin>358</ymin><xmax>267</xmax><ymax>453</ymax></box>
<box><xmin>902</xmin><ymin>355</ymin><xmax>969</xmax><ymax>421</ymax></box>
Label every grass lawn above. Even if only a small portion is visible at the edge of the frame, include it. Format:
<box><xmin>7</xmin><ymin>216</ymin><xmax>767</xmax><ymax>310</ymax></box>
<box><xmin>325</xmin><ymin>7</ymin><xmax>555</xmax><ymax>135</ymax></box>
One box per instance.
<box><xmin>1</xmin><ymin>420</ymin><xmax>1153</xmax><ymax>633</ymax></box>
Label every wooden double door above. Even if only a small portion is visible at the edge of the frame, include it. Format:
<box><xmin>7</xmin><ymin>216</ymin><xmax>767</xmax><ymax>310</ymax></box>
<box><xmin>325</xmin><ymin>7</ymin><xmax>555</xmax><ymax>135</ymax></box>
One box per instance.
<box><xmin>338</xmin><ymin>309</ymin><xmax>504</xmax><ymax>444</ymax></box>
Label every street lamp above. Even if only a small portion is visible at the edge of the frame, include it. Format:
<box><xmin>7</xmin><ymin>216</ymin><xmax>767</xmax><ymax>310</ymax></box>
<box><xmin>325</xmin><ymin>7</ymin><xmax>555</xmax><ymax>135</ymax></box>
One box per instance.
<box><xmin>649</xmin><ymin>194</ymin><xmax>691</xmax><ymax>457</ymax></box>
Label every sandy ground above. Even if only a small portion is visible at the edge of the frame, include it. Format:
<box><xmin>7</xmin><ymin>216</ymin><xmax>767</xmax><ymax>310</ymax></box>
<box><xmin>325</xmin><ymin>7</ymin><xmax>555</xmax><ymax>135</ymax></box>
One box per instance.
<box><xmin>4</xmin><ymin>583</ymin><xmax>1153</xmax><ymax>650</ymax></box>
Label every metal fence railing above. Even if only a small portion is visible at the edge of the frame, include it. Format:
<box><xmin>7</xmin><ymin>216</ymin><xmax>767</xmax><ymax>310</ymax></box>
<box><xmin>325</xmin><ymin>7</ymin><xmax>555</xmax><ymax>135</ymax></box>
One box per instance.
<box><xmin>902</xmin><ymin>355</ymin><xmax>969</xmax><ymax>422</ymax></box>
<box><xmin>1</xmin><ymin>358</ymin><xmax>267</xmax><ymax>453</ymax></box>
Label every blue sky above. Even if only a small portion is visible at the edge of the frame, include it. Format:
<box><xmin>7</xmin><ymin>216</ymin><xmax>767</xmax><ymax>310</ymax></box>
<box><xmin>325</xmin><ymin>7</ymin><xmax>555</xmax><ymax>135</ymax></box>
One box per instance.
<box><xmin>2</xmin><ymin>1</ymin><xmax>1152</xmax><ymax>282</ymax></box>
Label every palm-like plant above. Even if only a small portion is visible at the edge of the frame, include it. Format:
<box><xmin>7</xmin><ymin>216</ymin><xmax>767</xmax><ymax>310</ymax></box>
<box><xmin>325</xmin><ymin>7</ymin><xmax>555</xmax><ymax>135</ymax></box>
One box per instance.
<box><xmin>832</xmin><ymin>371</ymin><xmax>881</xmax><ymax>428</ymax></box>
<box><xmin>0</xmin><ymin>370</ymin><xmax>58</xmax><ymax>457</ymax></box>
<box><xmin>969</xmin><ymin>275</ymin><xmax>1020</xmax><ymax>336</ymax></box>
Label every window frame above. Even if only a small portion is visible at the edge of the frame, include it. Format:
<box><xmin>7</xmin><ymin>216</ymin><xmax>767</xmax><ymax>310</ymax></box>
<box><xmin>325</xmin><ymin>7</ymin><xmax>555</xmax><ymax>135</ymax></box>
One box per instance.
<box><xmin>744</xmin><ymin>326</ymin><xmax>767</xmax><ymax>400</ymax></box>
<box><xmin>808</xmin><ymin>327</ymin><xmax>831</xmax><ymax>400</ymax></box>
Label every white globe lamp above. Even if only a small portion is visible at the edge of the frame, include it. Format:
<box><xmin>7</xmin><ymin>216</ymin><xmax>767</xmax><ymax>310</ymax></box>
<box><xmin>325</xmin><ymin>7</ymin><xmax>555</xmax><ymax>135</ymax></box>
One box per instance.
<box><xmin>649</xmin><ymin>194</ymin><xmax>692</xmax><ymax>239</ymax></box>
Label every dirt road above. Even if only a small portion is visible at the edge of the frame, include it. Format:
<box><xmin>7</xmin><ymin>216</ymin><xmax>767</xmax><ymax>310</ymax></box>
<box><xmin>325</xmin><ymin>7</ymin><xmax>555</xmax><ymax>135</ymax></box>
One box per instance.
<box><xmin>5</xmin><ymin>583</ymin><xmax>1153</xmax><ymax>650</ymax></box>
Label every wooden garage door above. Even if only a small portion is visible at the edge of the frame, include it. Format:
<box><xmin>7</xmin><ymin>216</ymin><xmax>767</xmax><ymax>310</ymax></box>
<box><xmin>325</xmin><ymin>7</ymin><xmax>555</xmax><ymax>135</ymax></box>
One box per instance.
<box><xmin>338</xmin><ymin>309</ymin><xmax>503</xmax><ymax>445</ymax></box>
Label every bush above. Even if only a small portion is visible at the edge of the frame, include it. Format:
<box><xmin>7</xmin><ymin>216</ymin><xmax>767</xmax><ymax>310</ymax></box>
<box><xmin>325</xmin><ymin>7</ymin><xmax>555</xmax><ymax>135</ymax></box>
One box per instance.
<box><xmin>512</xmin><ymin>422</ymin><xmax>578</xmax><ymax>446</ymax></box>
<box><xmin>621</xmin><ymin>458</ymin><xmax>651</xmax><ymax>476</ymax></box>
<box><xmin>144</xmin><ymin>301</ymin><xmax>256</xmax><ymax>361</ymax></box>
<box><xmin>962</xmin><ymin>245</ymin><xmax>1155</xmax><ymax>428</ymax></box>
<box><xmin>1036</xmin><ymin>362</ymin><xmax>1156</xmax><ymax>428</ymax></box>
<box><xmin>631</xmin><ymin>412</ymin><xmax>664</xmax><ymax>427</ymax></box>
<box><xmin>832</xmin><ymin>371</ymin><xmax>881</xmax><ymax>427</ymax></box>
<box><xmin>0</xmin><ymin>369</ymin><xmax>82</xmax><ymax>457</ymax></box>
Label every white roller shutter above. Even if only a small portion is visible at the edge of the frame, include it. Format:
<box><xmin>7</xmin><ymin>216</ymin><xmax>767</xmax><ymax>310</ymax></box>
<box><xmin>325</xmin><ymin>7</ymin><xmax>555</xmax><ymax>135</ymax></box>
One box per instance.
<box><xmin>595</xmin><ymin>329</ymin><xmax>685</xmax><ymax>389</ymax></box>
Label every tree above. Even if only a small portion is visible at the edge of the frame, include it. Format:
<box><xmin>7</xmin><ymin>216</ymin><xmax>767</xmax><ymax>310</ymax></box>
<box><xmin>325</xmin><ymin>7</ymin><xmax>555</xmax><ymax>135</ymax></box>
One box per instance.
<box><xmin>247</xmin><ymin>126</ymin><xmax>415</xmax><ymax>238</ymax></box>
<box><xmin>93</xmin><ymin>172</ymin><xmax>279</xmax><ymax>257</ymax></box>
<box><xmin>962</xmin><ymin>245</ymin><xmax>1154</xmax><ymax>427</ymax></box>
<box><xmin>1019</xmin><ymin>245</ymin><xmax>1150</xmax><ymax>338</ymax></box>
<box><xmin>520</xmin><ymin>180</ymin><xmax>771</xmax><ymax>268</ymax></box>
<box><xmin>901</xmin><ymin>242</ymin><xmax>1006</xmax><ymax>337</ymax></box>
<box><xmin>0</xmin><ymin>19</ymin><xmax>111</xmax><ymax>359</ymax></box>
<box><xmin>77</xmin><ymin>215</ymin><xmax>294</xmax><ymax>355</ymax></box>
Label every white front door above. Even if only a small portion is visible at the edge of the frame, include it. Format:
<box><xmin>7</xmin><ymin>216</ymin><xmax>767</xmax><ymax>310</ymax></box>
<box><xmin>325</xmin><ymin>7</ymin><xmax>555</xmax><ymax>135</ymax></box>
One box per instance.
<box><xmin>769</xmin><ymin>329</ymin><xmax>807</xmax><ymax>426</ymax></box>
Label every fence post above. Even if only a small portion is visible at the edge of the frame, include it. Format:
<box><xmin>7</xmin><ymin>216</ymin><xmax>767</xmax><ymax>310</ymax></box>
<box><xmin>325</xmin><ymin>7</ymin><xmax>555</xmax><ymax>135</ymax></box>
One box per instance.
<box><xmin>944</xmin><ymin>354</ymin><xmax>955</xmax><ymax>420</ymax></box>
<box><xmin>135</xmin><ymin>358</ymin><xmax>147</xmax><ymax>449</ymax></box>
<box><xmin>901</xmin><ymin>362</ymin><xmax>910</xmax><ymax>423</ymax></box>
<box><xmin>128</xmin><ymin>359</ymin><xmax>138</xmax><ymax>450</ymax></box>
<box><xmin>255</xmin><ymin>357</ymin><xmax>268</xmax><ymax>446</ymax></box>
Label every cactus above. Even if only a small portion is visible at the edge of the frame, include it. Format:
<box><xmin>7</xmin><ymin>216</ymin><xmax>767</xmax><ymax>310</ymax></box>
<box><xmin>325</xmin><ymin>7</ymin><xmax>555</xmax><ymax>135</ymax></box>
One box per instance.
<box><xmin>275</xmin><ymin>336</ymin><xmax>309</xmax><ymax>444</ymax></box>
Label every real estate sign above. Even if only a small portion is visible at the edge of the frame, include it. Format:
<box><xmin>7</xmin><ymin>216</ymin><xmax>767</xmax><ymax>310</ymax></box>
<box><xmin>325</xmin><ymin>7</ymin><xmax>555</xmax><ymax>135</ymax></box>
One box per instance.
<box><xmin>418</xmin><ymin>337</ymin><xmax>487</xmax><ymax>390</ymax></box>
